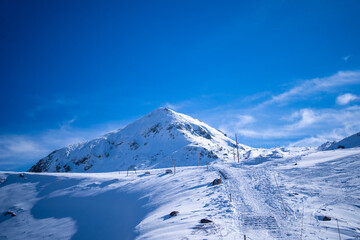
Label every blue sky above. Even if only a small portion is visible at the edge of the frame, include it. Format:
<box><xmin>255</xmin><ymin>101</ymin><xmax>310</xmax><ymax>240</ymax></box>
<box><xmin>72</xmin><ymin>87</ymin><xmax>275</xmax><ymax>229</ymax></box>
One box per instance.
<box><xmin>1</xmin><ymin>0</ymin><xmax>360</xmax><ymax>170</ymax></box>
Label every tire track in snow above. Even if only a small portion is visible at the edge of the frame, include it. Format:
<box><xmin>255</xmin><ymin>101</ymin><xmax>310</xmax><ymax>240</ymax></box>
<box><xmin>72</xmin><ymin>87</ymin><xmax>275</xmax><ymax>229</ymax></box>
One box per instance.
<box><xmin>213</xmin><ymin>164</ymin><xmax>287</xmax><ymax>239</ymax></box>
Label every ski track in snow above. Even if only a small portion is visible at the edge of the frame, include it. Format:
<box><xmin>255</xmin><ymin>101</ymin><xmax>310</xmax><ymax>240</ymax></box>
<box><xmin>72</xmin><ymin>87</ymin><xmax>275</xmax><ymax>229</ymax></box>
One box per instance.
<box><xmin>213</xmin><ymin>164</ymin><xmax>288</xmax><ymax>239</ymax></box>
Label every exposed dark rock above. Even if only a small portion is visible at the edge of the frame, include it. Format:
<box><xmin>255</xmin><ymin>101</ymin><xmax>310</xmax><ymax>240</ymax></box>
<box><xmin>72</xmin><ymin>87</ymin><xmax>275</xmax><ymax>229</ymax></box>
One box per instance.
<box><xmin>196</xmin><ymin>127</ymin><xmax>212</xmax><ymax>139</ymax></box>
<box><xmin>317</xmin><ymin>216</ymin><xmax>331</xmax><ymax>221</ymax></box>
<box><xmin>84</xmin><ymin>164</ymin><xmax>93</xmax><ymax>171</ymax></box>
<box><xmin>74</xmin><ymin>156</ymin><xmax>90</xmax><ymax>166</ymax></box>
<box><xmin>28</xmin><ymin>158</ymin><xmax>50</xmax><ymax>172</ymax></box>
<box><xmin>129</xmin><ymin>141</ymin><xmax>139</xmax><ymax>150</ymax></box>
<box><xmin>144</xmin><ymin>123</ymin><xmax>161</xmax><ymax>137</ymax></box>
<box><xmin>211</xmin><ymin>178</ymin><xmax>222</xmax><ymax>185</ymax></box>
<box><xmin>169</xmin><ymin>211</ymin><xmax>179</xmax><ymax>217</ymax></box>
<box><xmin>19</xmin><ymin>173</ymin><xmax>24</xmax><ymax>178</ymax></box>
<box><xmin>4</xmin><ymin>211</ymin><xmax>16</xmax><ymax>217</ymax></box>
<box><xmin>200</xmin><ymin>218</ymin><xmax>212</xmax><ymax>223</ymax></box>
<box><xmin>199</xmin><ymin>149</ymin><xmax>219</xmax><ymax>159</ymax></box>
<box><xmin>63</xmin><ymin>164</ymin><xmax>71</xmax><ymax>172</ymax></box>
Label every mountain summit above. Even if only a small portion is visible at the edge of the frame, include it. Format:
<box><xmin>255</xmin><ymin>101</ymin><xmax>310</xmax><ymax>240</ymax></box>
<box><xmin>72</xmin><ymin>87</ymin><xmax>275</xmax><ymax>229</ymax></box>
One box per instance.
<box><xmin>29</xmin><ymin>108</ymin><xmax>249</xmax><ymax>172</ymax></box>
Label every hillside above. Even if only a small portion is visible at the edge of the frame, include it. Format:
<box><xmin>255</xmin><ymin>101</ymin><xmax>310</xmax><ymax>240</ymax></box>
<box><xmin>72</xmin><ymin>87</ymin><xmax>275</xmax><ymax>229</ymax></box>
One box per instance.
<box><xmin>319</xmin><ymin>132</ymin><xmax>360</xmax><ymax>150</ymax></box>
<box><xmin>29</xmin><ymin>108</ymin><xmax>249</xmax><ymax>172</ymax></box>
<box><xmin>1</xmin><ymin>146</ymin><xmax>360</xmax><ymax>239</ymax></box>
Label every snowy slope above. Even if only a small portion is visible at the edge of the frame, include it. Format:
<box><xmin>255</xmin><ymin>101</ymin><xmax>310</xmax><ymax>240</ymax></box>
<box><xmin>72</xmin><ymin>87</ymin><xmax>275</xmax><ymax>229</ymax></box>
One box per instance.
<box><xmin>319</xmin><ymin>131</ymin><xmax>360</xmax><ymax>150</ymax></box>
<box><xmin>0</xmin><ymin>167</ymin><xmax>237</xmax><ymax>240</ymax></box>
<box><xmin>1</xmin><ymin>146</ymin><xmax>360</xmax><ymax>240</ymax></box>
<box><xmin>29</xmin><ymin>108</ymin><xmax>250</xmax><ymax>173</ymax></box>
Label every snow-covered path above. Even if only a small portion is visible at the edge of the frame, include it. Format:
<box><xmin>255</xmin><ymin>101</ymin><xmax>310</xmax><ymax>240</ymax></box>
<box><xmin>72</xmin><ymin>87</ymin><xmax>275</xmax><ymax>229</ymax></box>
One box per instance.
<box><xmin>213</xmin><ymin>164</ymin><xmax>291</xmax><ymax>239</ymax></box>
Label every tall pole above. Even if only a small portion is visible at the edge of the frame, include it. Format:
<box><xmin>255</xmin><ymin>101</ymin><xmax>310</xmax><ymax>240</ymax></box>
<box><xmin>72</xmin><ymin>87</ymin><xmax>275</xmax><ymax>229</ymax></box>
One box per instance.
<box><xmin>235</xmin><ymin>134</ymin><xmax>240</xmax><ymax>163</ymax></box>
<box><xmin>336</xmin><ymin>218</ymin><xmax>341</xmax><ymax>240</ymax></box>
<box><xmin>300</xmin><ymin>203</ymin><xmax>304</xmax><ymax>239</ymax></box>
<box><xmin>173</xmin><ymin>158</ymin><xmax>176</xmax><ymax>174</ymax></box>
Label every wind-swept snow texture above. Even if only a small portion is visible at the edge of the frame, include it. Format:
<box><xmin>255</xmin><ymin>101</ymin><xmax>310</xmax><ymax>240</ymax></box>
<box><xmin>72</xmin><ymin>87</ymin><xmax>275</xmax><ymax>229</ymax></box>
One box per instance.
<box><xmin>0</xmin><ymin>167</ymin><xmax>237</xmax><ymax>240</ymax></box>
<box><xmin>28</xmin><ymin>108</ymin><xmax>250</xmax><ymax>173</ymax></box>
<box><xmin>1</xmin><ymin>147</ymin><xmax>360</xmax><ymax>239</ymax></box>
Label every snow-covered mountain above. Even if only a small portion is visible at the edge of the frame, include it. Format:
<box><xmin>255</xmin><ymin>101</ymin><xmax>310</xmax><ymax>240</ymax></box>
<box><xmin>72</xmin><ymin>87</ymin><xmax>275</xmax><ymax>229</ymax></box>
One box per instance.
<box><xmin>29</xmin><ymin>108</ymin><xmax>252</xmax><ymax>173</ymax></box>
<box><xmin>319</xmin><ymin>132</ymin><xmax>360</xmax><ymax>150</ymax></box>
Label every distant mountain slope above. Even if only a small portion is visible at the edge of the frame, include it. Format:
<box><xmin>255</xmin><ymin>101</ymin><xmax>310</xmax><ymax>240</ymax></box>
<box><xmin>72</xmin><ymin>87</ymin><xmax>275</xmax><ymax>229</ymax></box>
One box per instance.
<box><xmin>319</xmin><ymin>132</ymin><xmax>360</xmax><ymax>150</ymax></box>
<box><xmin>29</xmin><ymin>108</ymin><xmax>250</xmax><ymax>172</ymax></box>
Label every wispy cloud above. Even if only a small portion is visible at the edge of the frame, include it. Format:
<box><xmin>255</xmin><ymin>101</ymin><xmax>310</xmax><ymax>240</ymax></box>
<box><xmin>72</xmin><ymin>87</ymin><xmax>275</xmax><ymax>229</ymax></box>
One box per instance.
<box><xmin>336</xmin><ymin>93</ymin><xmax>358</xmax><ymax>105</ymax></box>
<box><xmin>259</xmin><ymin>70</ymin><xmax>360</xmax><ymax>107</ymax></box>
<box><xmin>0</xmin><ymin>118</ymin><xmax>123</xmax><ymax>171</ymax></box>
<box><xmin>229</xmin><ymin>106</ymin><xmax>360</xmax><ymax>143</ymax></box>
<box><xmin>164</xmin><ymin>101</ymin><xmax>190</xmax><ymax>111</ymax></box>
<box><xmin>193</xmin><ymin>70</ymin><xmax>360</xmax><ymax>147</ymax></box>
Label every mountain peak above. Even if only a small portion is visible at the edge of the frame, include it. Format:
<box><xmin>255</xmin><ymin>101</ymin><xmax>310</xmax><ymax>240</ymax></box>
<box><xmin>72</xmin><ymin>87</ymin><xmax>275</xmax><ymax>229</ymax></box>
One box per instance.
<box><xmin>29</xmin><ymin>108</ymin><xmax>245</xmax><ymax>173</ymax></box>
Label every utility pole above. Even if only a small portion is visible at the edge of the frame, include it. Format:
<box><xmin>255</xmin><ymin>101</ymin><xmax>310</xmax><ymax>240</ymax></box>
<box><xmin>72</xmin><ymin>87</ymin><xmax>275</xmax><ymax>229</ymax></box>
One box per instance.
<box><xmin>300</xmin><ymin>203</ymin><xmax>304</xmax><ymax>240</ymax></box>
<box><xmin>235</xmin><ymin>134</ymin><xmax>240</xmax><ymax>163</ymax></box>
<box><xmin>173</xmin><ymin>158</ymin><xmax>176</xmax><ymax>174</ymax></box>
<box><xmin>336</xmin><ymin>218</ymin><xmax>341</xmax><ymax>240</ymax></box>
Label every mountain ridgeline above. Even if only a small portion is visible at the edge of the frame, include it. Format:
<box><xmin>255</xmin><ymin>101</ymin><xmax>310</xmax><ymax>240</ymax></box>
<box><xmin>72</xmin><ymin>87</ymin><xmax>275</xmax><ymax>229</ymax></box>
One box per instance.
<box><xmin>28</xmin><ymin>108</ymin><xmax>360</xmax><ymax>173</ymax></box>
<box><xmin>29</xmin><ymin>108</ymin><xmax>250</xmax><ymax>172</ymax></box>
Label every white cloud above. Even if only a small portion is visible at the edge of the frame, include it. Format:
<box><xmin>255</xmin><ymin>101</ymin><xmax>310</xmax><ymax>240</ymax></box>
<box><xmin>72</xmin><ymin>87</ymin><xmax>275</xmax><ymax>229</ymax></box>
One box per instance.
<box><xmin>164</xmin><ymin>100</ymin><xmax>193</xmax><ymax>111</ymax></box>
<box><xmin>0</xmin><ymin>119</ymin><xmax>124</xmax><ymax>170</ymax></box>
<box><xmin>220</xmin><ymin>106</ymin><xmax>360</xmax><ymax>144</ymax></box>
<box><xmin>336</xmin><ymin>93</ymin><xmax>358</xmax><ymax>105</ymax></box>
<box><xmin>218</xmin><ymin>114</ymin><xmax>256</xmax><ymax>135</ymax></box>
<box><xmin>236</xmin><ymin>115</ymin><xmax>256</xmax><ymax>125</ymax></box>
<box><xmin>260</xmin><ymin>70</ymin><xmax>360</xmax><ymax>107</ymax></box>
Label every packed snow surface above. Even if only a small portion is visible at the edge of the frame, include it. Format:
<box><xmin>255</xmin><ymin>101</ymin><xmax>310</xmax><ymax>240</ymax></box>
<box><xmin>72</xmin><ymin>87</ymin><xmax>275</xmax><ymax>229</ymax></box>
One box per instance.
<box><xmin>1</xmin><ymin>147</ymin><xmax>359</xmax><ymax>239</ymax></box>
